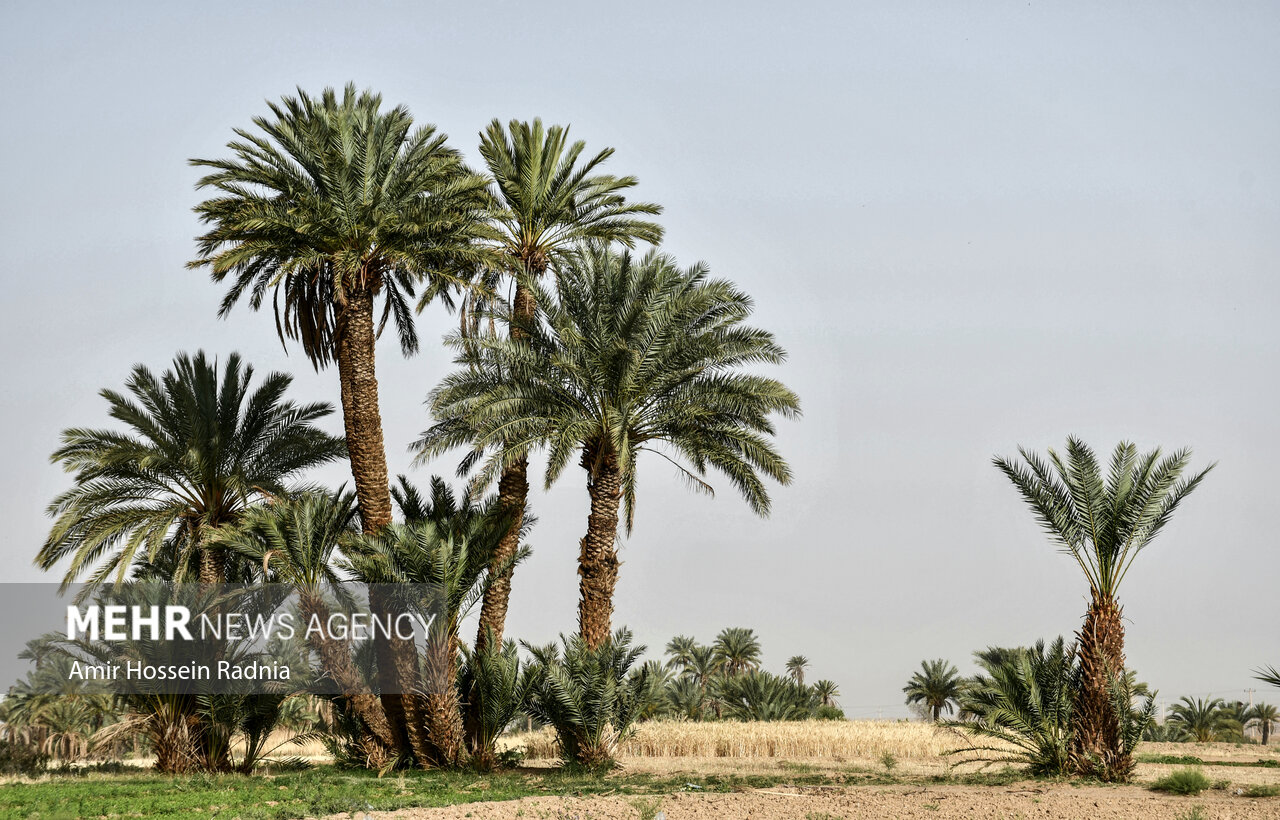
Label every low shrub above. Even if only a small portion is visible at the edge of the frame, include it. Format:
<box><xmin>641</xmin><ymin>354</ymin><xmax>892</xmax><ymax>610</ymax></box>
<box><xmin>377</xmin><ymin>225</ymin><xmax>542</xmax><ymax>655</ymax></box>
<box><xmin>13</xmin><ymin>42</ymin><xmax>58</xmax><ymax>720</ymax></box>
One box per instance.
<box><xmin>1149</xmin><ymin>767</ymin><xmax>1211</xmax><ymax>795</ymax></box>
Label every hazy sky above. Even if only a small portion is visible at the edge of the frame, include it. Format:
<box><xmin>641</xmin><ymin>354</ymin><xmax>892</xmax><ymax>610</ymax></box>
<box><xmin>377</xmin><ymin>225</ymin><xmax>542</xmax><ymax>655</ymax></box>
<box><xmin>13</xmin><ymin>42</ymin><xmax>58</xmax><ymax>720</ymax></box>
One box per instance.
<box><xmin>2</xmin><ymin>1</ymin><xmax>1277</xmax><ymax>717</ymax></box>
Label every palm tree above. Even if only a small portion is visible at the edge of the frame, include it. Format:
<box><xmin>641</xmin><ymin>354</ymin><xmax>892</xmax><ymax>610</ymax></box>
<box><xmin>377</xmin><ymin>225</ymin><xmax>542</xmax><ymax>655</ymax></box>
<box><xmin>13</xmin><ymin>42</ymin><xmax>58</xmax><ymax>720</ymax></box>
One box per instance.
<box><xmin>208</xmin><ymin>491</ymin><xmax>397</xmax><ymax>764</ymax></box>
<box><xmin>951</xmin><ymin>638</ymin><xmax>1078</xmax><ymax>776</ymax></box>
<box><xmin>994</xmin><ymin>438</ymin><xmax>1211</xmax><ymax>779</ymax></box>
<box><xmin>665</xmin><ymin>635</ymin><xmax>700</xmax><ymax>672</ymax></box>
<box><xmin>39</xmin><ymin>352</ymin><xmax>344</xmax><ymax>588</ymax></box>
<box><xmin>1168</xmin><ymin>696</ymin><xmax>1229</xmax><ymax>742</ymax></box>
<box><xmin>786</xmin><ymin>656</ymin><xmax>810</xmax><ymax>687</ymax></box>
<box><xmin>427</xmin><ymin>119</ymin><xmax>663</xmax><ymax>654</ymax></box>
<box><xmin>348</xmin><ymin>517</ymin><xmax>504</xmax><ymax>767</ymax></box>
<box><xmin>1258</xmin><ymin>665</ymin><xmax>1280</xmax><ymax>690</ymax></box>
<box><xmin>714</xmin><ymin>628</ymin><xmax>764</xmax><ymax>677</ymax></box>
<box><xmin>903</xmin><ymin>659</ymin><xmax>963</xmax><ymax>722</ymax></box>
<box><xmin>1249</xmin><ymin>702</ymin><xmax>1277</xmax><ymax>745</ymax></box>
<box><xmin>189</xmin><ymin>84</ymin><xmax>490</xmax><ymax>536</ymax></box>
<box><xmin>683</xmin><ymin>646</ymin><xmax>722</xmax><ymax>687</ymax></box>
<box><xmin>812</xmin><ymin>679</ymin><xmax>841</xmax><ymax>709</ymax></box>
<box><xmin>1219</xmin><ymin>700</ymin><xmax>1251</xmax><ymax>741</ymax></box>
<box><xmin>717</xmin><ymin>671</ymin><xmax>816</xmax><ymax>721</ymax></box>
<box><xmin>420</xmin><ymin>247</ymin><xmax>799</xmax><ymax>648</ymax></box>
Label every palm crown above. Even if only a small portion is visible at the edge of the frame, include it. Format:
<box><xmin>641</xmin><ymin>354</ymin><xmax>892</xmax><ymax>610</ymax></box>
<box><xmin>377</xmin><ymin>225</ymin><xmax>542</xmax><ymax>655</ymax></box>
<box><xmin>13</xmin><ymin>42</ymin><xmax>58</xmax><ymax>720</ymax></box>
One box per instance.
<box><xmin>994</xmin><ymin>437</ymin><xmax>1213</xmax><ymax>597</ymax></box>
<box><xmin>40</xmin><ymin>352</ymin><xmax>344</xmax><ymax>589</ymax></box>
<box><xmin>479</xmin><ymin>118</ymin><xmax>663</xmax><ymax>280</ymax></box>
<box><xmin>189</xmin><ymin>84</ymin><xmax>492</xmax><ymax>366</ymax></box>
<box><xmin>417</xmin><ymin>245</ymin><xmax>799</xmax><ymax>526</ymax></box>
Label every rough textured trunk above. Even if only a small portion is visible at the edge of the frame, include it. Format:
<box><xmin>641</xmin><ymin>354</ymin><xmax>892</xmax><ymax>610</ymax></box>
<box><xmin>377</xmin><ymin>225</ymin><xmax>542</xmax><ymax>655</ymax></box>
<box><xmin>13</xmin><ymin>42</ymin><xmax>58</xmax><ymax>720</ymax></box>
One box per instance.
<box><xmin>473</xmin><ymin>279</ymin><xmax>535</xmax><ymax>654</ymax></box>
<box><xmin>578</xmin><ymin>444</ymin><xmax>622</xmax><ymax>651</ymax></box>
<box><xmin>197</xmin><ymin>547</ymin><xmax>225</xmax><ymax>584</ymax></box>
<box><xmin>368</xmin><ymin>586</ymin><xmax>416</xmax><ymax>761</ymax></box>
<box><xmin>300</xmin><ymin>592</ymin><xmax>395</xmax><ymax>765</ymax></box>
<box><xmin>335</xmin><ymin>287</ymin><xmax>394</xmax><ymax>534</ymax></box>
<box><xmin>335</xmin><ymin>287</ymin><xmax>411</xmax><ymax>760</ymax></box>
<box><xmin>422</xmin><ymin>628</ymin><xmax>464</xmax><ymax>767</ymax></box>
<box><xmin>1071</xmin><ymin>591</ymin><xmax>1127</xmax><ymax>780</ymax></box>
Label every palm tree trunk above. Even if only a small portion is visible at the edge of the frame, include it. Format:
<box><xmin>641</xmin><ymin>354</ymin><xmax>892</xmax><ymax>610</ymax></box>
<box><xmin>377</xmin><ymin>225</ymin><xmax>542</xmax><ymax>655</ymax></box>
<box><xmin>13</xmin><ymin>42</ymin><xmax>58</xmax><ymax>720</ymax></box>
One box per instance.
<box><xmin>198</xmin><ymin>547</ymin><xmax>225</xmax><ymax>584</ymax></box>
<box><xmin>578</xmin><ymin>445</ymin><xmax>622</xmax><ymax>651</ymax></box>
<box><xmin>299</xmin><ymin>592</ymin><xmax>396</xmax><ymax>765</ymax></box>
<box><xmin>335</xmin><ymin>287</ymin><xmax>413</xmax><ymax>760</ymax></box>
<box><xmin>335</xmin><ymin>287</ymin><xmax>394</xmax><ymax>534</ymax></box>
<box><xmin>1071</xmin><ymin>590</ymin><xmax>1127</xmax><ymax>780</ymax></box>
<box><xmin>422</xmin><ymin>628</ymin><xmax>463</xmax><ymax>767</ymax></box>
<box><xmin>473</xmin><ymin>279</ymin><xmax>535</xmax><ymax>654</ymax></box>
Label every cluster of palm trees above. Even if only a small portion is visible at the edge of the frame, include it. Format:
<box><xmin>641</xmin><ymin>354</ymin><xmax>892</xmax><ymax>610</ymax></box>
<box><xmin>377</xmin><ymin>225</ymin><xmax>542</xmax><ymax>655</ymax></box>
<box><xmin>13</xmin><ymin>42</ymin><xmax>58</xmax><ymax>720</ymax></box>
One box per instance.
<box><xmin>625</xmin><ymin>629</ymin><xmax>841</xmax><ymax>722</ymax></box>
<box><xmin>20</xmin><ymin>84</ymin><xmax>799</xmax><ymax>771</ymax></box>
<box><xmin>1148</xmin><ymin>697</ymin><xmax>1278</xmax><ymax>745</ymax></box>
<box><xmin>905</xmin><ymin>654</ymin><xmax>1278</xmax><ymax>747</ymax></box>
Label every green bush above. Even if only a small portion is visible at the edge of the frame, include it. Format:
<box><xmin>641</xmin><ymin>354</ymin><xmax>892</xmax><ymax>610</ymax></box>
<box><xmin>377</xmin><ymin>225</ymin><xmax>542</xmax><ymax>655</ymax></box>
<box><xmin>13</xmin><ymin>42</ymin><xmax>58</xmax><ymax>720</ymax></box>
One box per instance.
<box><xmin>1149</xmin><ymin>767</ymin><xmax>1212</xmax><ymax>795</ymax></box>
<box><xmin>523</xmin><ymin>628</ymin><xmax>648</xmax><ymax>769</ymax></box>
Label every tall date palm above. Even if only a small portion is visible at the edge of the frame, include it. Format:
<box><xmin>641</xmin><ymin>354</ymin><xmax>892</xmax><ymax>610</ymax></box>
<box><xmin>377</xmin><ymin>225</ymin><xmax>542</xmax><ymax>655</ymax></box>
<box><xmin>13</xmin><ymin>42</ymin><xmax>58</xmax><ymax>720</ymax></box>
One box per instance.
<box><xmin>189</xmin><ymin>84</ymin><xmax>490</xmax><ymax>535</ymax></box>
<box><xmin>419</xmin><ymin>247</ymin><xmax>799</xmax><ymax>649</ymax></box>
<box><xmin>994</xmin><ymin>438</ymin><xmax>1211</xmax><ymax>779</ymax></box>
<box><xmin>459</xmin><ymin>119</ymin><xmax>663</xmax><ymax>653</ymax></box>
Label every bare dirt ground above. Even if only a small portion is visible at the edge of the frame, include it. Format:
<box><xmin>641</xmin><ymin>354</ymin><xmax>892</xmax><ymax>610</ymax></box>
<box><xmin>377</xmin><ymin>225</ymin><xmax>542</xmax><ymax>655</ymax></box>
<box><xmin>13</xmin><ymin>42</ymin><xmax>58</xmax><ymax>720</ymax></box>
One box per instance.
<box><xmin>350</xmin><ymin>782</ymin><xmax>1280</xmax><ymax>820</ymax></box>
<box><xmin>346</xmin><ymin>749</ymin><xmax>1280</xmax><ymax>820</ymax></box>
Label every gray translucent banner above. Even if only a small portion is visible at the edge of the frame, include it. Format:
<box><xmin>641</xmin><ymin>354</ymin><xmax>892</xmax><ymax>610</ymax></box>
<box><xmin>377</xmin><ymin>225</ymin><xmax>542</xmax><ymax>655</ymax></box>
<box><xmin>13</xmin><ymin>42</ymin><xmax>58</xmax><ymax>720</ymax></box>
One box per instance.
<box><xmin>0</xmin><ymin>583</ymin><xmax>453</xmax><ymax>695</ymax></box>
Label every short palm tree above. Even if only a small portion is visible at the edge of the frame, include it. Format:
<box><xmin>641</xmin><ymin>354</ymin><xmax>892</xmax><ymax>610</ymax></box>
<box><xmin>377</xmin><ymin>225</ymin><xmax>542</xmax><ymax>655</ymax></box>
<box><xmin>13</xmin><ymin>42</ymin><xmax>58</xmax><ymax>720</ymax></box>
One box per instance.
<box><xmin>39</xmin><ymin>352</ymin><xmax>344</xmax><ymax>589</ymax></box>
<box><xmin>951</xmin><ymin>638</ymin><xmax>1078</xmax><ymax>776</ymax></box>
<box><xmin>903</xmin><ymin>659</ymin><xmax>963</xmax><ymax>722</ymax></box>
<box><xmin>1249</xmin><ymin>702</ymin><xmax>1277</xmax><ymax>745</ymax></box>
<box><xmin>1219</xmin><ymin>700</ymin><xmax>1251</xmax><ymax>740</ymax></box>
<box><xmin>419</xmin><ymin>247</ymin><xmax>799</xmax><ymax>648</ymax></box>
<box><xmin>348</xmin><ymin>517</ymin><xmax>503</xmax><ymax>767</ymax></box>
<box><xmin>208</xmin><ymin>491</ymin><xmax>397</xmax><ymax>764</ymax></box>
<box><xmin>437</xmin><ymin>119</ymin><xmax>662</xmax><ymax>654</ymax></box>
<box><xmin>717</xmin><ymin>671</ymin><xmax>816</xmax><ymax>721</ymax></box>
<box><xmin>1168</xmin><ymin>696</ymin><xmax>1229</xmax><ymax>742</ymax></box>
<box><xmin>994</xmin><ymin>438</ymin><xmax>1211</xmax><ymax>779</ymax></box>
<box><xmin>786</xmin><ymin>655</ymin><xmax>810</xmax><ymax>687</ymax></box>
<box><xmin>189</xmin><ymin>84</ymin><xmax>491</xmax><ymax>536</ymax></box>
<box><xmin>523</xmin><ymin>627</ymin><xmax>648</xmax><ymax>768</ymax></box>
<box><xmin>714</xmin><ymin>628</ymin><xmax>764</xmax><ymax>678</ymax></box>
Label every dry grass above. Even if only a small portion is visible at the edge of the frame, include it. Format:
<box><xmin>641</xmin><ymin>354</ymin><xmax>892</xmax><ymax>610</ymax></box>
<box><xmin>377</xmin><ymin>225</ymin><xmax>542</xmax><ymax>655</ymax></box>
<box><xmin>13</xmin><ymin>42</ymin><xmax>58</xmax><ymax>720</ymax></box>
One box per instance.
<box><xmin>506</xmin><ymin>719</ymin><xmax>968</xmax><ymax>761</ymax></box>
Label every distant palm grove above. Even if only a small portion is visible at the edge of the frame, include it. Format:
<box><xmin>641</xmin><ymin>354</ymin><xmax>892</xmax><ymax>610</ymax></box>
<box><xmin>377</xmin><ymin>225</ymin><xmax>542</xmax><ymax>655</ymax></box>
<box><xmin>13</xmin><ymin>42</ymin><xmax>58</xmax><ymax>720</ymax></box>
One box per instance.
<box><xmin>4</xmin><ymin>84</ymin><xmax>1275</xmax><ymax>782</ymax></box>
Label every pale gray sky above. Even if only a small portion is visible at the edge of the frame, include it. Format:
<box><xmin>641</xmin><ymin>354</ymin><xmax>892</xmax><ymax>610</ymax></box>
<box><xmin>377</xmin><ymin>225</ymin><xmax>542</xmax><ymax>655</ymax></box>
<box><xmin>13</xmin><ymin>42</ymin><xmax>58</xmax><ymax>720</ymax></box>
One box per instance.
<box><xmin>2</xmin><ymin>1</ymin><xmax>1277</xmax><ymax>717</ymax></box>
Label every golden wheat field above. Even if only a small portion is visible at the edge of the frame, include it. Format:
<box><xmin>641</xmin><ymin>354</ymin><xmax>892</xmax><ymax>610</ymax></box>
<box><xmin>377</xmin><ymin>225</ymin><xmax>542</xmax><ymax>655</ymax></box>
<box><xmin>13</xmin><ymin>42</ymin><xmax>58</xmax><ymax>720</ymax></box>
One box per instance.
<box><xmin>505</xmin><ymin>719</ymin><xmax>970</xmax><ymax>761</ymax></box>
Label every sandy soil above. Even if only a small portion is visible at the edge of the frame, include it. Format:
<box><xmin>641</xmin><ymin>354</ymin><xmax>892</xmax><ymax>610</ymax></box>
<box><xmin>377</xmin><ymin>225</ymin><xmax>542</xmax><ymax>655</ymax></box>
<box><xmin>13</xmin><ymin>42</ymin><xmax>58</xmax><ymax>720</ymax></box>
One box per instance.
<box><xmin>347</xmin><ymin>782</ymin><xmax>1280</xmax><ymax>819</ymax></box>
<box><xmin>337</xmin><ymin>750</ymin><xmax>1280</xmax><ymax>820</ymax></box>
